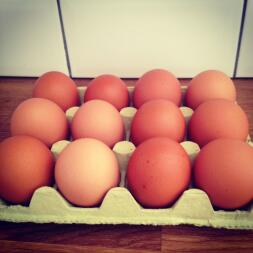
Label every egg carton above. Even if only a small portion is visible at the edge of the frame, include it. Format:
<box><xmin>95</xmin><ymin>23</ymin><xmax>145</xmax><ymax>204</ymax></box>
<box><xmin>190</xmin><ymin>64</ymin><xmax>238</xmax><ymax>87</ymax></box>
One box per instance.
<box><xmin>0</xmin><ymin>86</ymin><xmax>253</xmax><ymax>229</ymax></box>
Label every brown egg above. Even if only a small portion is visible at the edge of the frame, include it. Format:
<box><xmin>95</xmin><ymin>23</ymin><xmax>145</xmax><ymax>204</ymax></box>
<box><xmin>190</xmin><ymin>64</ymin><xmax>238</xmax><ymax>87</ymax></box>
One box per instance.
<box><xmin>0</xmin><ymin>135</ymin><xmax>54</xmax><ymax>204</ymax></box>
<box><xmin>84</xmin><ymin>74</ymin><xmax>129</xmax><ymax>110</ymax></box>
<box><xmin>127</xmin><ymin>137</ymin><xmax>191</xmax><ymax>208</ymax></box>
<box><xmin>189</xmin><ymin>99</ymin><xmax>249</xmax><ymax>147</ymax></box>
<box><xmin>55</xmin><ymin>138</ymin><xmax>120</xmax><ymax>207</ymax></box>
<box><xmin>130</xmin><ymin>99</ymin><xmax>185</xmax><ymax>146</ymax></box>
<box><xmin>133</xmin><ymin>69</ymin><xmax>182</xmax><ymax>108</ymax></box>
<box><xmin>71</xmin><ymin>100</ymin><xmax>125</xmax><ymax>148</ymax></box>
<box><xmin>194</xmin><ymin>139</ymin><xmax>253</xmax><ymax>209</ymax></box>
<box><xmin>33</xmin><ymin>71</ymin><xmax>79</xmax><ymax>111</ymax></box>
<box><xmin>10</xmin><ymin>98</ymin><xmax>68</xmax><ymax>147</ymax></box>
<box><xmin>185</xmin><ymin>70</ymin><xmax>236</xmax><ymax>109</ymax></box>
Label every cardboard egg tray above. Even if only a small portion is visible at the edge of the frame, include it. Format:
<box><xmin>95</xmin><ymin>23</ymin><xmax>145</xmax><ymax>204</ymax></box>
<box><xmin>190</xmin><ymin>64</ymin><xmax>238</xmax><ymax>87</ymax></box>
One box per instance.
<box><xmin>0</xmin><ymin>86</ymin><xmax>253</xmax><ymax>229</ymax></box>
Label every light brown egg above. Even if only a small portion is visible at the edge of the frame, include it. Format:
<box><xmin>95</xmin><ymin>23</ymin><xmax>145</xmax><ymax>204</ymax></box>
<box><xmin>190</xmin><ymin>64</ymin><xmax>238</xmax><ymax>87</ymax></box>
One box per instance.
<box><xmin>71</xmin><ymin>100</ymin><xmax>125</xmax><ymax>148</ymax></box>
<box><xmin>194</xmin><ymin>139</ymin><xmax>253</xmax><ymax>209</ymax></box>
<box><xmin>189</xmin><ymin>99</ymin><xmax>249</xmax><ymax>147</ymax></box>
<box><xmin>55</xmin><ymin>138</ymin><xmax>120</xmax><ymax>207</ymax></box>
<box><xmin>10</xmin><ymin>98</ymin><xmax>68</xmax><ymax>147</ymax></box>
<box><xmin>127</xmin><ymin>137</ymin><xmax>191</xmax><ymax>208</ymax></box>
<box><xmin>0</xmin><ymin>135</ymin><xmax>54</xmax><ymax>204</ymax></box>
<box><xmin>84</xmin><ymin>74</ymin><xmax>129</xmax><ymax>110</ymax></box>
<box><xmin>33</xmin><ymin>71</ymin><xmax>79</xmax><ymax>111</ymax></box>
<box><xmin>130</xmin><ymin>99</ymin><xmax>185</xmax><ymax>146</ymax></box>
<box><xmin>185</xmin><ymin>70</ymin><xmax>236</xmax><ymax>109</ymax></box>
<box><xmin>133</xmin><ymin>69</ymin><xmax>182</xmax><ymax>108</ymax></box>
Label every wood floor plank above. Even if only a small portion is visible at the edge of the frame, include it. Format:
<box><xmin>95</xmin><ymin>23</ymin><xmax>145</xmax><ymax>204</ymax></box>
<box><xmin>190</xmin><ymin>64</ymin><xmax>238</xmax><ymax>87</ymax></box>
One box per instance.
<box><xmin>161</xmin><ymin>225</ymin><xmax>253</xmax><ymax>253</ymax></box>
<box><xmin>0</xmin><ymin>240</ymin><xmax>160</xmax><ymax>253</ymax></box>
<box><xmin>0</xmin><ymin>222</ymin><xmax>161</xmax><ymax>251</ymax></box>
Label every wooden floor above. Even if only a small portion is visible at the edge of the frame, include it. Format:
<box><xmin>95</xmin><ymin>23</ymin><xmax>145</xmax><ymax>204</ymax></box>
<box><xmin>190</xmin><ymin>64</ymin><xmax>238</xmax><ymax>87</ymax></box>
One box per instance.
<box><xmin>0</xmin><ymin>77</ymin><xmax>253</xmax><ymax>253</ymax></box>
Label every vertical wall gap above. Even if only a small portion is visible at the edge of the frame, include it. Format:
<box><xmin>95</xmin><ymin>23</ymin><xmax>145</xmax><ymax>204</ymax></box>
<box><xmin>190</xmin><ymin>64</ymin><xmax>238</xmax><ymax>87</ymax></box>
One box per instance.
<box><xmin>56</xmin><ymin>0</ymin><xmax>72</xmax><ymax>77</ymax></box>
<box><xmin>233</xmin><ymin>0</ymin><xmax>248</xmax><ymax>78</ymax></box>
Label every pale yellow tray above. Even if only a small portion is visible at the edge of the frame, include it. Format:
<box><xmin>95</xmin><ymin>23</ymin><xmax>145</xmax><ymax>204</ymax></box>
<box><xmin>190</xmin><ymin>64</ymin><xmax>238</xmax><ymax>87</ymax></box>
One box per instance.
<box><xmin>0</xmin><ymin>86</ymin><xmax>252</xmax><ymax>229</ymax></box>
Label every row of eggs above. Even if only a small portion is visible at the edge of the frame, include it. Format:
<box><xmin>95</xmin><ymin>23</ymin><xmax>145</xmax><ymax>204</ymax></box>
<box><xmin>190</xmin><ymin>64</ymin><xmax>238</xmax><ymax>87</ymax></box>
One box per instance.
<box><xmin>0</xmin><ymin>69</ymin><xmax>252</xmax><ymax>211</ymax></box>
<box><xmin>10</xmin><ymin>69</ymin><xmax>248</xmax><ymax>148</ymax></box>
<box><xmin>31</xmin><ymin>68</ymin><xmax>236</xmax><ymax>111</ymax></box>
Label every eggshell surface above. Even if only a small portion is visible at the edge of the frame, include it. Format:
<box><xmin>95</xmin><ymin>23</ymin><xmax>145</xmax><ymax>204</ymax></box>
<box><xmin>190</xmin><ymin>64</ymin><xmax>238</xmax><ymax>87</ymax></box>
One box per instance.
<box><xmin>194</xmin><ymin>139</ymin><xmax>253</xmax><ymax>209</ymax></box>
<box><xmin>55</xmin><ymin>138</ymin><xmax>120</xmax><ymax>207</ymax></box>
<box><xmin>127</xmin><ymin>137</ymin><xmax>191</xmax><ymax>208</ymax></box>
<box><xmin>71</xmin><ymin>100</ymin><xmax>125</xmax><ymax>148</ymax></box>
<box><xmin>33</xmin><ymin>71</ymin><xmax>79</xmax><ymax>111</ymax></box>
<box><xmin>130</xmin><ymin>99</ymin><xmax>185</xmax><ymax>146</ymax></box>
<box><xmin>189</xmin><ymin>99</ymin><xmax>249</xmax><ymax>147</ymax></box>
<box><xmin>185</xmin><ymin>70</ymin><xmax>236</xmax><ymax>109</ymax></box>
<box><xmin>84</xmin><ymin>74</ymin><xmax>129</xmax><ymax>110</ymax></box>
<box><xmin>133</xmin><ymin>69</ymin><xmax>182</xmax><ymax>108</ymax></box>
<box><xmin>0</xmin><ymin>135</ymin><xmax>54</xmax><ymax>204</ymax></box>
<box><xmin>10</xmin><ymin>98</ymin><xmax>68</xmax><ymax>147</ymax></box>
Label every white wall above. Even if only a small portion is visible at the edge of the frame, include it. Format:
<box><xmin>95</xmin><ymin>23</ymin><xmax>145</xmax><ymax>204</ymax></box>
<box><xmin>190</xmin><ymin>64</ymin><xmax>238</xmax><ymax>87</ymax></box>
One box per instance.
<box><xmin>237</xmin><ymin>0</ymin><xmax>253</xmax><ymax>77</ymax></box>
<box><xmin>61</xmin><ymin>0</ymin><xmax>242</xmax><ymax>78</ymax></box>
<box><xmin>0</xmin><ymin>0</ymin><xmax>252</xmax><ymax>78</ymax></box>
<box><xmin>0</xmin><ymin>0</ymin><xmax>68</xmax><ymax>76</ymax></box>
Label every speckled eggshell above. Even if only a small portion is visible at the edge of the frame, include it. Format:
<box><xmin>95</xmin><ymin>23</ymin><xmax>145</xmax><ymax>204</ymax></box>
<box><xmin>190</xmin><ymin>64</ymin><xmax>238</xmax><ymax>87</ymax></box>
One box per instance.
<box><xmin>127</xmin><ymin>137</ymin><xmax>191</xmax><ymax>208</ymax></box>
